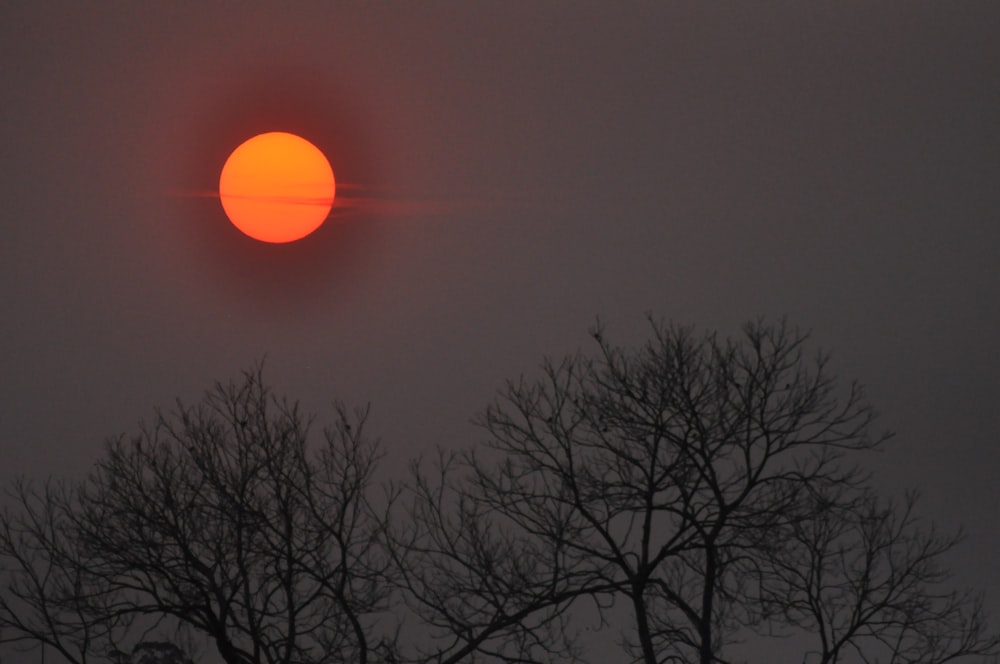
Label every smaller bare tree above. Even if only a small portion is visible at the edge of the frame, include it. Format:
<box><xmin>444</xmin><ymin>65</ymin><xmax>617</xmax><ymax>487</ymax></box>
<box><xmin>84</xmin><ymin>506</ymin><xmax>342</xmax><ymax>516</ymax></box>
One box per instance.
<box><xmin>758</xmin><ymin>488</ymin><xmax>1000</xmax><ymax>664</ymax></box>
<box><xmin>0</xmin><ymin>477</ymin><xmax>133</xmax><ymax>664</ymax></box>
<box><xmin>0</xmin><ymin>365</ymin><xmax>399</xmax><ymax>664</ymax></box>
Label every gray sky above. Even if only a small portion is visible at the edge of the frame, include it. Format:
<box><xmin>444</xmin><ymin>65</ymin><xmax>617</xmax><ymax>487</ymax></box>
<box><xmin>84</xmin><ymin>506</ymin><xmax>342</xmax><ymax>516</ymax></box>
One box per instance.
<box><xmin>2</xmin><ymin>3</ymin><xmax>998</xmax><ymax>661</ymax></box>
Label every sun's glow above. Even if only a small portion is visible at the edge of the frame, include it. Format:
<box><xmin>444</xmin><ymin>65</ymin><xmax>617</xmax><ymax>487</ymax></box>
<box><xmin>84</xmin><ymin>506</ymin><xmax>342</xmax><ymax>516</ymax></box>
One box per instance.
<box><xmin>219</xmin><ymin>132</ymin><xmax>336</xmax><ymax>244</ymax></box>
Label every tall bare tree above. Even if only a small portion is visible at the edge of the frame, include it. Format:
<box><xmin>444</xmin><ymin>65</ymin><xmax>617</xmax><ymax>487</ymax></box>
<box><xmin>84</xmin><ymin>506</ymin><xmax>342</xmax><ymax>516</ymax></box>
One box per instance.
<box><xmin>402</xmin><ymin>318</ymin><xmax>998</xmax><ymax>664</ymax></box>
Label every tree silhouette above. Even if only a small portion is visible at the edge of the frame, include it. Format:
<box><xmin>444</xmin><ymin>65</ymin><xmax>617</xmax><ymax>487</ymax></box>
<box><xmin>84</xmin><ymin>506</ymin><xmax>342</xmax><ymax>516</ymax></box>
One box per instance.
<box><xmin>758</xmin><ymin>489</ymin><xmax>998</xmax><ymax>664</ymax></box>
<box><xmin>1</xmin><ymin>321</ymin><xmax>997</xmax><ymax>664</ymax></box>
<box><xmin>0</xmin><ymin>476</ymin><xmax>131</xmax><ymax>663</ymax></box>
<box><xmin>0</xmin><ymin>366</ymin><xmax>397</xmax><ymax>664</ymax></box>
<box><xmin>401</xmin><ymin>318</ymin><xmax>999</xmax><ymax>663</ymax></box>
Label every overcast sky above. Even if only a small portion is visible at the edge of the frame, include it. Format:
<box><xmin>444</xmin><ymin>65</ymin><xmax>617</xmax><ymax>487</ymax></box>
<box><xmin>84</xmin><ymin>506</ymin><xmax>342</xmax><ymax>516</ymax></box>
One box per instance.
<box><xmin>2</xmin><ymin>3</ymin><xmax>998</xmax><ymax>661</ymax></box>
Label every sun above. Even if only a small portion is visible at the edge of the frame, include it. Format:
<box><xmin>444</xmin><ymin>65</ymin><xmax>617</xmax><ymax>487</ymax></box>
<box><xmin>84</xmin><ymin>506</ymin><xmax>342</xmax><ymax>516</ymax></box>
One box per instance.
<box><xmin>219</xmin><ymin>132</ymin><xmax>336</xmax><ymax>244</ymax></box>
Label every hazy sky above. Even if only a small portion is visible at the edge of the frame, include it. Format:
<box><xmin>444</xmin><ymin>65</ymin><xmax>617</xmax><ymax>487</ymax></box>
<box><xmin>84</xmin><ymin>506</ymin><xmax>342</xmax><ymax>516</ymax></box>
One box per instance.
<box><xmin>2</xmin><ymin>3</ymin><xmax>998</xmax><ymax>660</ymax></box>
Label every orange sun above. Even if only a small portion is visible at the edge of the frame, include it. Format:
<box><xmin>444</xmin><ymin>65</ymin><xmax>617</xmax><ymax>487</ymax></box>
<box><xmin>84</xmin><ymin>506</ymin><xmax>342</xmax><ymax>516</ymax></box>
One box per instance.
<box><xmin>219</xmin><ymin>132</ymin><xmax>336</xmax><ymax>243</ymax></box>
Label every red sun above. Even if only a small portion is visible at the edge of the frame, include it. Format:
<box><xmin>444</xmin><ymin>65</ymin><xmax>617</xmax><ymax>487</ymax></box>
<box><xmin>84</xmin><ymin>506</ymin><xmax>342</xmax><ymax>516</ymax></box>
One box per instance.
<box><xmin>219</xmin><ymin>132</ymin><xmax>336</xmax><ymax>243</ymax></box>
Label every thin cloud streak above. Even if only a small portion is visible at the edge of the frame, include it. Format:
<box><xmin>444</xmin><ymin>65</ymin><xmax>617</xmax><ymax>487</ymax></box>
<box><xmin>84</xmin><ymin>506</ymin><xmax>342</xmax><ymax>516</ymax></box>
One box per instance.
<box><xmin>166</xmin><ymin>186</ymin><xmax>494</xmax><ymax>218</ymax></box>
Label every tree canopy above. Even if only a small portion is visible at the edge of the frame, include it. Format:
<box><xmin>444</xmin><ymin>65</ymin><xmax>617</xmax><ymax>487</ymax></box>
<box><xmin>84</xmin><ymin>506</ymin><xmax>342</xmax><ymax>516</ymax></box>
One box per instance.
<box><xmin>1</xmin><ymin>319</ymin><xmax>996</xmax><ymax>664</ymax></box>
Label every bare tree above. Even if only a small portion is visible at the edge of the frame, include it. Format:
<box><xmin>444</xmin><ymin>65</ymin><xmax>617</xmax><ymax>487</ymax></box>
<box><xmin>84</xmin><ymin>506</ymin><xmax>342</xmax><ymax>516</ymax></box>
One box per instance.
<box><xmin>404</xmin><ymin>317</ymin><xmax>998</xmax><ymax>664</ymax></box>
<box><xmin>1</xmin><ymin>365</ymin><xmax>398</xmax><ymax>664</ymax></box>
<box><xmin>758</xmin><ymin>489</ymin><xmax>1000</xmax><ymax>664</ymax></box>
<box><xmin>0</xmin><ymin>477</ymin><xmax>133</xmax><ymax>664</ymax></box>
